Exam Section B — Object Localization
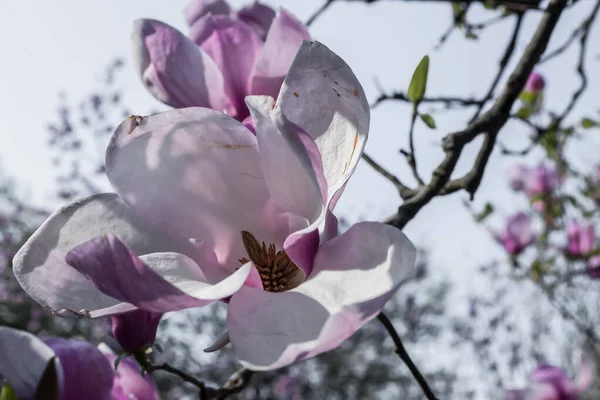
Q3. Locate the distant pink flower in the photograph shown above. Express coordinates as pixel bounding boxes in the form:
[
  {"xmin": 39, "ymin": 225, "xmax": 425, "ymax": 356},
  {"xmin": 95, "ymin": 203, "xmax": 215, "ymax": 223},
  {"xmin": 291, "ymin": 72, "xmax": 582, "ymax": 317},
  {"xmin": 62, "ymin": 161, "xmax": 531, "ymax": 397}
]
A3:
[
  {"xmin": 133, "ymin": 0, "xmax": 309, "ymax": 121},
  {"xmin": 505, "ymin": 359, "xmax": 593, "ymax": 400},
  {"xmin": 525, "ymin": 165, "xmax": 560, "ymax": 198},
  {"xmin": 273, "ymin": 375, "xmax": 303, "ymax": 399},
  {"xmin": 587, "ymin": 255, "xmax": 600, "ymax": 279},
  {"xmin": 565, "ymin": 222, "xmax": 595, "ymax": 258},
  {"xmin": 493, "ymin": 212, "xmax": 535, "ymax": 256},
  {"xmin": 14, "ymin": 42, "xmax": 416, "ymax": 371},
  {"xmin": 508, "ymin": 164, "xmax": 530, "ymax": 191},
  {"xmin": 525, "ymin": 72, "xmax": 545, "ymax": 92}
]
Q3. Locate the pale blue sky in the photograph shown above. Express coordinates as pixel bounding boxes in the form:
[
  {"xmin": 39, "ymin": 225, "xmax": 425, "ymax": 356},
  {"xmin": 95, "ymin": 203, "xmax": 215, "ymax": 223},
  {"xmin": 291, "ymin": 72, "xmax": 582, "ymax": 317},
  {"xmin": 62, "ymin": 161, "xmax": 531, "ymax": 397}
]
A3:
[{"xmin": 1, "ymin": 0, "xmax": 600, "ymax": 394}]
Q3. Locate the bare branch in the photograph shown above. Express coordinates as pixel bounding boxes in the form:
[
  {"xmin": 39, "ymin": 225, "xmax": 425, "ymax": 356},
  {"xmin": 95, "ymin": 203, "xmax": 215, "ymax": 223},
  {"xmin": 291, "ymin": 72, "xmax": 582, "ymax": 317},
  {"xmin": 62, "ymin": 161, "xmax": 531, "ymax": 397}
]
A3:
[
  {"xmin": 372, "ymin": 91, "xmax": 482, "ymax": 108},
  {"xmin": 378, "ymin": 313, "xmax": 438, "ymax": 400},
  {"xmin": 386, "ymin": 0, "xmax": 568, "ymax": 230},
  {"xmin": 306, "ymin": 0, "xmax": 336, "ymax": 26},
  {"xmin": 362, "ymin": 153, "xmax": 414, "ymax": 198},
  {"xmin": 469, "ymin": 13, "xmax": 524, "ymax": 122}
]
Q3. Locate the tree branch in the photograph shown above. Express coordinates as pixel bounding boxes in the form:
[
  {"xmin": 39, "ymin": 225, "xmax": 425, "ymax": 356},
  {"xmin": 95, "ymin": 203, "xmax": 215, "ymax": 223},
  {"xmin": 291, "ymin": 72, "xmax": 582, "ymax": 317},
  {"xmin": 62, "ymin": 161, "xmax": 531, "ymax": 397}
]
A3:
[
  {"xmin": 363, "ymin": 153, "xmax": 414, "ymax": 198},
  {"xmin": 372, "ymin": 91, "xmax": 482, "ymax": 108},
  {"xmin": 386, "ymin": 0, "xmax": 568, "ymax": 230},
  {"xmin": 378, "ymin": 313, "xmax": 438, "ymax": 400},
  {"xmin": 306, "ymin": 0, "xmax": 336, "ymax": 26},
  {"xmin": 469, "ymin": 13, "xmax": 524, "ymax": 123}
]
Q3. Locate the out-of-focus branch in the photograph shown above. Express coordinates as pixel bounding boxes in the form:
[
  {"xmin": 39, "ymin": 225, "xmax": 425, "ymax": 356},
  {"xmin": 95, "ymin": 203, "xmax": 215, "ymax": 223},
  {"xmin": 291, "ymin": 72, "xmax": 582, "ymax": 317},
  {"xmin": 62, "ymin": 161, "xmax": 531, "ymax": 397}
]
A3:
[
  {"xmin": 386, "ymin": 0, "xmax": 568, "ymax": 229},
  {"xmin": 306, "ymin": 0, "xmax": 336, "ymax": 26},
  {"xmin": 377, "ymin": 313, "xmax": 438, "ymax": 400},
  {"xmin": 539, "ymin": 1, "xmax": 597, "ymax": 64},
  {"xmin": 556, "ymin": 0, "xmax": 599, "ymax": 123}
]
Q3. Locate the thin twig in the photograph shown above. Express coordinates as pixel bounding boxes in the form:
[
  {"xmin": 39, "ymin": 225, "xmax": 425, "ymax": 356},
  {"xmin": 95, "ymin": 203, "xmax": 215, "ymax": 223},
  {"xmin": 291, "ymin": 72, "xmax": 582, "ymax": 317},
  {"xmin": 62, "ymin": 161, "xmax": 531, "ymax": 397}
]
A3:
[
  {"xmin": 406, "ymin": 109, "xmax": 424, "ymax": 185},
  {"xmin": 377, "ymin": 313, "xmax": 438, "ymax": 400},
  {"xmin": 556, "ymin": 0, "xmax": 599, "ymax": 123},
  {"xmin": 469, "ymin": 13, "xmax": 524, "ymax": 122},
  {"xmin": 148, "ymin": 363, "xmax": 207, "ymax": 392},
  {"xmin": 539, "ymin": 0, "xmax": 593, "ymax": 64},
  {"xmin": 362, "ymin": 153, "xmax": 413, "ymax": 198},
  {"xmin": 204, "ymin": 368, "xmax": 254, "ymax": 400},
  {"xmin": 306, "ymin": 0, "xmax": 336, "ymax": 26},
  {"xmin": 371, "ymin": 92, "xmax": 482, "ymax": 108}
]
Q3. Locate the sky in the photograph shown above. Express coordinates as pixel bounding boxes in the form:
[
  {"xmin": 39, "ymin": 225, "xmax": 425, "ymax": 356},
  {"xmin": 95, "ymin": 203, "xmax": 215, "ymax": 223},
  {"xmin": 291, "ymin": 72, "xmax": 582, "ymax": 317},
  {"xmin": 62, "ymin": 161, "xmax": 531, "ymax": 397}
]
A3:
[{"xmin": 1, "ymin": 0, "xmax": 600, "ymax": 394}]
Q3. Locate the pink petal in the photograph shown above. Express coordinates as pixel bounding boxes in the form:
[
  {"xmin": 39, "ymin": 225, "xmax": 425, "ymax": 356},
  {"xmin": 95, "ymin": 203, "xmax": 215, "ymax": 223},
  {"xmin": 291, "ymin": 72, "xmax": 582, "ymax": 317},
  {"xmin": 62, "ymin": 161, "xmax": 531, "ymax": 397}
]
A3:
[
  {"xmin": 246, "ymin": 96, "xmax": 327, "ymax": 276},
  {"xmin": 185, "ymin": 0, "xmax": 232, "ymax": 26},
  {"xmin": 237, "ymin": 2, "xmax": 276, "ymax": 39},
  {"xmin": 104, "ymin": 355, "xmax": 160, "ymax": 400},
  {"xmin": 12, "ymin": 193, "xmax": 203, "ymax": 318},
  {"xmin": 66, "ymin": 235, "xmax": 251, "ymax": 314},
  {"xmin": 190, "ymin": 15, "xmax": 263, "ymax": 120},
  {"xmin": 249, "ymin": 8, "xmax": 310, "ymax": 99},
  {"xmin": 575, "ymin": 356, "xmax": 594, "ymax": 393},
  {"xmin": 44, "ymin": 338, "xmax": 114, "ymax": 400},
  {"xmin": 106, "ymin": 109, "xmax": 289, "ymax": 272},
  {"xmin": 276, "ymin": 41, "xmax": 370, "ymax": 203},
  {"xmin": 132, "ymin": 19, "xmax": 227, "ymax": 111},
  {"xmin": 0, "ymin": 327, "xmax": 61, "ymax": 400},
  {"xmin": 227, "ymin": 222, "xmax": 415, "ymax": 370}
]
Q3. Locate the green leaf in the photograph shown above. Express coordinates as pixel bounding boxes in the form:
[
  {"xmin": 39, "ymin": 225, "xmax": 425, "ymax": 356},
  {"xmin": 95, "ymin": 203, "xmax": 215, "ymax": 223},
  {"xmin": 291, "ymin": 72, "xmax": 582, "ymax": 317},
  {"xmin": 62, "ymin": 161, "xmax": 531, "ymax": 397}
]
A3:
[
  {"xmin": 581, "ymin": 117, "xmax": 597, "ymax": 128},
  {"xmin": 419, "ymin": 113, "xmax": 436, "ymax": 129},
  {"xmin": 407, "ymin": 55, "xmax": 430, "ymax": 106},
  {"xmin": 1, "ymin": 383, "xmax": 18, "ymax": 400},
  {"xmin": 465, "ymin": 31, "xmax": 478, "ymax": 40},
  {"xmin": 519, "ymin": 90, "xmax": 537, "ymax": 104},
  {"xmin": 516, "ymin": 106, "xmax": 533, "ymax": 119},
  {"xmin": 474, "ymin": 203, "xmax": 494, "ymax": 223}
]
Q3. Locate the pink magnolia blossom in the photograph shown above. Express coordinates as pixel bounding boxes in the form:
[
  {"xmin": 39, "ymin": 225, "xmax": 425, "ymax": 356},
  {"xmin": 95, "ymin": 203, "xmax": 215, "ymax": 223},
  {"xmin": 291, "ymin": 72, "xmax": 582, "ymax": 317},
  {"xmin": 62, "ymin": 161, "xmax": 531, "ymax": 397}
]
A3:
[
  {"xmin": 525, "ymin": 72, "xmax": 545, "ymax": 92},
  {"xmin": 111, "ymin": 309, "xmax": 163, "ymax": 353},
  {"xmin": 508, "ymin": 164, "xmax": 530, "ymax": 191},
  {"xmin": 525, "ymin": 165, "xmax": 560, "ymax": 198},
  {"xmin": 492, "ymin": 212, "xmax": 535, "ymax": 256},
  {"xmin": 0, "ymin": 327, "xmax": 159, "ymax": 400},
  {"xmin": 505, "ymin": 359, "xmax": 593, "ymax": 400},
  {"xmin": 185, "ymin": 0, "xmax": 276, "ymax": 40},
  {"xmin": 133, "ymin": 1, "xmax": 309, "ymax": 121},
  {"xmin": 565, "ymin": 221, "xmax": 595, "ymax": 258},
  {"xmin": 587, "ymin": 255, "xmax": 600, "ymax": 279},
  {"xmin": 13, "ymin": 41, "xmax": 415, "ymax": 371}
]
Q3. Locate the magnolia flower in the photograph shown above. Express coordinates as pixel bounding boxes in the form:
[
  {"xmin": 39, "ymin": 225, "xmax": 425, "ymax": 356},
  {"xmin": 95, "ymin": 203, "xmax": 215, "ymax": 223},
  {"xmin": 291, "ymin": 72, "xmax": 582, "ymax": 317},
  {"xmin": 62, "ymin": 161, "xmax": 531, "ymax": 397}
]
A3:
[
  {"xmin": 525, "ymin": 72, "xmax": 545, "ymax": 93},
  {"xmin": 492, "ymin": 212, "xmax": 535, "ymax": 256},
  {"xmin": 505, "ymin": 360, "xmax": 593, "ymax": 400},
  {"xmin": 508, "ymin": 164, "xmax": 530, "ymax": 191},
  {"xmin": 0, "ymin": 327, "xmax": 159, "ymax": 400},
  {"xmin": 185, "ymin": 0, "xmax": 276, "ymax": 39},
  {"xmin": 14, "ymin": 41, "xmax": 415, "ymax": 371},
  {"xmin": 587, "ymin": 255, "xmax": 600, "ymax": 279},
  {"xmin": 565, "ymin": 221, "xmax": 595, "ymax": 258},
  {"xmin": 111, "ymin": 309, "xmax": 163, "ymax": 353},
  {"xmin": 133, "ymin": 1, "xmax": 309, "ymax": 121},
  {"xmin": 525, "ymin": 165, "xmax": 560, "ymax": 198}
]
